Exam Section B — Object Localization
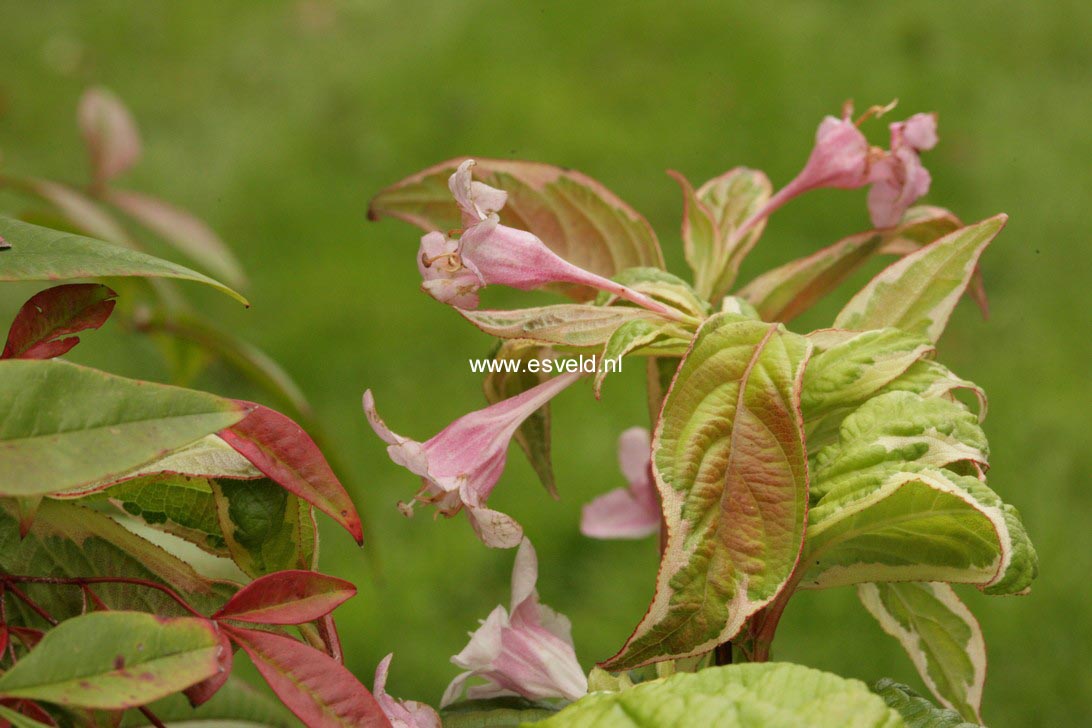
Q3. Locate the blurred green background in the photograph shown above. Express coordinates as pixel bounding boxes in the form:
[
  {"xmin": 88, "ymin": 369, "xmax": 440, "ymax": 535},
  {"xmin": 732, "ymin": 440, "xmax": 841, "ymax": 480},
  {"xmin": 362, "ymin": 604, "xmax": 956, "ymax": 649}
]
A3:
[{"xmin": 1, "ymin": 1, "xmax": 1088, "ymax": 725}]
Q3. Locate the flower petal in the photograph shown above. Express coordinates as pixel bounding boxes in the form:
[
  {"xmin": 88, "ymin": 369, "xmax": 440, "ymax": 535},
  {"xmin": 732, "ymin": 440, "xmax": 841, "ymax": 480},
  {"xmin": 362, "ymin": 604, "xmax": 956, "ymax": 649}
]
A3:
[
  {"xmin": 617, "ymin": 426, "xmax": 652, "ymax": 487},
  {"xmin": 580, "ymin": 486, "xmax": 661, "ymax": 539},
  {"xmin": 467, "ymin": 505, "xmax": 524, "ymax": 549}
]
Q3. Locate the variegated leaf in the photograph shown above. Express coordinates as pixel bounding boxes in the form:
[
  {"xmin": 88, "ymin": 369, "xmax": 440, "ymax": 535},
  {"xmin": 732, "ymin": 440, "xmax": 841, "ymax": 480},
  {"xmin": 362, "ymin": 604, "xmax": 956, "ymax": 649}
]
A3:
[
  {"xmin": 835, "ymin": 215, "xmax": 1006, "ymax": 342},
  {"xmin": 460, "ymin": 304, "xmax": 672, "ymax": 348},
  {"xmin": 859, "ymin": 582, "xmax": 985, "ymax": 722},
  {"xmin": 601, "ymin": 315, "xmax": 811, "ymax": 669},
  {"xmin": 739, "ymin": 207, "xmax": 963, "ymax": 323}
]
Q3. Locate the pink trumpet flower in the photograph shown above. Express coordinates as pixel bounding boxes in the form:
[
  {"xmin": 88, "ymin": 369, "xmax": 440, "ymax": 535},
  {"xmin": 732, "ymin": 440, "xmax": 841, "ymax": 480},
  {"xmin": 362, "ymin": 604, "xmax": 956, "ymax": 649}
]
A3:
[
  {"xmin": 733, "ymin": 105, "xmax": 938, "ymax": 241},
  {"xmin": 867, "ymin": 112, "xmax": 938, "ymax": 228},
  {"xmin": 417, "ymin": 160, "xmax": 683, "ymax": 319},
  {"xmin": 364, "ymin": 371, "xmax": 580, "ymax": 548},
  {"xmin": 580, "ymin": 427, "xmax": 661, "ymax": 540},
  {"xmin": 442, "ymin": 539, "xmax": 588, "ymax": 706},
  {"xmin": 373, "ymin": 654, "xmax": 441, "ymax": 728}
]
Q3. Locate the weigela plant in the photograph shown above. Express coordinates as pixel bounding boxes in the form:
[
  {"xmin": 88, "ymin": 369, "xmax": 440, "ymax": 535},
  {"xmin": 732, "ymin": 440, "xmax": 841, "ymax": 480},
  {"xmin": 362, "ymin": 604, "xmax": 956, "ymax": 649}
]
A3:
[
  {"xmin": 0, "ymin": 93, "xmax": 1038, "ymax": 727},
  {"xmin": 364, "ymin": 101, "xmax": 1037, "ymax": 725}
]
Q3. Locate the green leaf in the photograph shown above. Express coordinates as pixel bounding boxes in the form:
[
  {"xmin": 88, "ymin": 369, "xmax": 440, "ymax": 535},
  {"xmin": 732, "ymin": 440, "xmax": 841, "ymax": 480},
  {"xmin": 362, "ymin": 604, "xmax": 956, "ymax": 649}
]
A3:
[
  {"xmin": 440, "ymin": 697, "xmax": 559, "ymax": 727},
  {"xmin": 870, "ymin": 679, "xmax": 978, "ymax": 728},
  {"xmin": 88, "ymin": 474, "xmax": 229, "ymax": 556},
  {"xmin": 212, "ymin": 479, "xmax": 316, "ymax": 578},
  {"xmin": 859, "ymin": 583, "xmax": 985, "ymax": 722},
  {"xmin": 602, "ymin": 315, "xmax": 811, "ymax": 670},
  {"xmin": 482, "ymin": 342, "xmax": 558, "ymax": 498},
  {"xmin": 532, "ymin": 663, "xmax": 904, "ymax": 727},
  {"xmin": 834, "ymin": 216, "xmax": 1005, "ymax": 342},
  {"xmin": 0, "ymin": 359, "xmax": 246, "ymax": 497},
  {"xmin": 0, "ymin": 498, "xmax": 233, "ymax": 623},
  {"xmin": 0, "ymin": 611, "xmax": 220, "ymax": 710},
  {"xmin": 368, "ymin": 158, "xmax": 664, "ymax": 300},
  {"xmin": 738, "ymin": 207, "xmax": 963, "ymax": 323},
  {"xmin": 107, "ymin": 189, "xmax": 248, "ymax": 290},
  {"xmin": 461, "ymin": 304, "xmax": 675, "ymax": 348},
  {"xmin": 134, "ymin": 313, "xmax": 314, "ymax": 423},
  {"xmin": 118, "ymin": 675, "xmax": 297, "ymax": 727},
  {"xmin": 0, "ymin": 215, "xmax": 249, "ymax": 305}
]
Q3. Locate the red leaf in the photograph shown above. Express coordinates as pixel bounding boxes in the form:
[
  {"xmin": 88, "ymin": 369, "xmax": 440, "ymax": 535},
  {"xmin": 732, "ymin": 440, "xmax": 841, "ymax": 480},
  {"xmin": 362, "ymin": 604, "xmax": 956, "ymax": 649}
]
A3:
[
  {"xmin": 213, "ymin": 570, "xmax": 356, "ymax": 625},
  {"xmin": 2, "ymin": 284, "xmax": 117, "ymax": 360},
  {"xmin": 224, "ymin": 626, "xmax": 390, "ymax": 728},
  {"xmin": 184, "ymin": 627, "xmax": 234, "ymax": 707},
  {"xmin": 219, "ymin": 402, "xmax": 363, "ymax": 544}
]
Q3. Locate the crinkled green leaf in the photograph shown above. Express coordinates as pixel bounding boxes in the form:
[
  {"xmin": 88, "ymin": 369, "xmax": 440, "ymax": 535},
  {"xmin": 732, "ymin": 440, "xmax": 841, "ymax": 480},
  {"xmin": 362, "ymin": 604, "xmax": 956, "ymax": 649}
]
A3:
[
  {"xmin": 368, "ymin": 158, "xmax": 664, "ymax": 300},
  {"xmin": 0, "ymin": 611, "xmax": 220, "ymax": 710},
  {"xmin": 0, "ymin": 499, "xmax": 233, "ymax": 624},
  {"xmin": 602, "ymin": 315, "xmax": 811, "ymax": 669},
  {"xmin": 533, "ymin": 663, "xmax": 904, "ymax": 727},
  {"xmin": 739, "ymin": 207, "xmax": 963, "ymax": 323},
  {"xmin": 212, "ymin": 479, "xmax": 316, "ymax": 578},
  {"xmin": 0, "ymin": 359, "xmax": 246, "ymax": 497},
  {"xmin": 0, "ymin": 215, "xmax": 248, "ymax": 305},
  {"xmin": 802, "ymin": 329, "xmax": 936, "ymax": 420},
  {"xmin": 810, "ymin": 392, "xmax": 989, "ymax": 499},
  {"xmin": 834, "ymin": 216, "xmax": 1005, "ymax": 342},
  {"xmin": 461, "ymin": 304, "xmax": 671, "ymax": 348},
  {"xmin": 859, "ymin": 583, "xmax": 985, "ymax": 722},
  {"xmin": 802, "ymin": 462, "xmax": 1035, "ymax": 593},
  {"xmin": 482, "ymin": 342, "xmax": 558, "ymax": 498},
  {"xmin": 870, "ymin": 679, "xmax": 978, "ymax": 728},
  {"xmin": 594, "ymin": 318, "xmax": 679, "ymax": 397}
]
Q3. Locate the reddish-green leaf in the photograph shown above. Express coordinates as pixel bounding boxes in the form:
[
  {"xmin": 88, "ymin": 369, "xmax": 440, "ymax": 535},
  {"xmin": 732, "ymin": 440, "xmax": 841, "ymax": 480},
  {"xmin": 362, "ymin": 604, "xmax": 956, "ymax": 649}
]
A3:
[
  {"xmin": 218, "ymin": 403, "xmax": 363, "ymax": 544},
  {"xmin": 2, "ymin": 284, "xmax": 117, "ymax": 360},
  {"xmin": 213, "ymin": 570, "xmax": 356, "ymax": 625},
  {"xmin": 225, "ymin": 626, "xmax": 390, "ymax": 728},
  {"xmin": 602, "ymin": 315, "xmax": 812, "ymax": 670},
  {"xmin": 369, "ymin": 157, "xmax": 664, "ymax": 300}
]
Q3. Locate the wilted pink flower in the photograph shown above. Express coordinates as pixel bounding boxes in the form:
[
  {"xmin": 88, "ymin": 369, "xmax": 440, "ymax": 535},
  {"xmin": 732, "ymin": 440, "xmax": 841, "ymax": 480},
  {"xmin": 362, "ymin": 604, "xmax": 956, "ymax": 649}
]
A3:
[
  {"xmin": 364, "ymin": 371, "xmax": 580, "ymax": 548},
  {"xmin": 417, "ymin": 161, "xmax": 682, "ymax": 319},
  {"xmin": 373, "ymin": 654, "xmax": 442, "ymax": 728},
  {"xmin": 442, "ymin": 539, "xmax": 587, "ymax": 706},
  {"xmin": 580, "ymin": 427, "xmax": 660, "ymax": 539},
  {"xmin": 867, "ymin": 112, "xmax": 938, "ymax": 228}
]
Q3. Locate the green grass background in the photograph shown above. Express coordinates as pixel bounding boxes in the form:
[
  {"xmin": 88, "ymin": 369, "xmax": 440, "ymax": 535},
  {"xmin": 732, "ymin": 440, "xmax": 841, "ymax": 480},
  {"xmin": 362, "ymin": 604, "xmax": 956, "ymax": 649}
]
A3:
[{"xmin": 1, "ymin": 1, "xmax": 1088, "ymax": 724}]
